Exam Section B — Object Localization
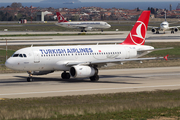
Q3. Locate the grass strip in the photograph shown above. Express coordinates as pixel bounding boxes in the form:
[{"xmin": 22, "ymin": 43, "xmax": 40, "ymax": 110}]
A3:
[{"xmin": 1, "ymin": 90, "xmax": 180, "ymax": 120}]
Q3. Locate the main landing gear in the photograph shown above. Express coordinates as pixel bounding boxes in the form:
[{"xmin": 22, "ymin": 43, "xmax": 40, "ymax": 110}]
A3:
[
  {"xmin": 61, "ymin": 71, "xmax": 70, "ymax": 79},
  {"xmin": 171, "ymin": 30, "xmax": 174, "ymax": 34},
  {"xmin": 81, "ymin": 30, "xmax": 87, "ymax": 32},
  {"xmin": 90, "ymin": 67, "xmax": 99, "ymax": 82},
  {"xmin": 156, "ymin": 31, "xmax": 159, "ymax": 34}
]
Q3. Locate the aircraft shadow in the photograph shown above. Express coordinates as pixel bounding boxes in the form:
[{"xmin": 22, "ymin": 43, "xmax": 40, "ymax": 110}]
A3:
[
  {"xmin": 153, "ymin": 32, "xmax": 166, "ymax": 34},
  {"xmin": 8, "ymin": 75, "xmax": 145, "ymax": 84}
]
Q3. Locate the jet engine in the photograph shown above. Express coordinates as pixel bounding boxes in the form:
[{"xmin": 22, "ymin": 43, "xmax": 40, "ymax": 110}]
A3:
[
  {"xmin": 85, "ymin": 27, "xmax": 92, "ymax": 31},
  {"xmin": 151, "ymin": 28, "xmax": 156, "ymax": 33},
  {"xmin": 30, "ymin": 71, "xmax": 54, "ymax": 75},
  {"xmin": 175, "ymin": 28, "xmax": 179, "ymax": 32},
  {"xmin": 70, "ymin": 65, "xmax": 96, "ymax": 78}
]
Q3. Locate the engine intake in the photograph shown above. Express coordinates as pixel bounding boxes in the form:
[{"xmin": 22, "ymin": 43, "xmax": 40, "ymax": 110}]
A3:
[
  {"xmin": 70, "ymin": 65, "xmax": 95, "ymax": 78},
  {"xmin": 175, "ymin": 28, "xmax": 179, "ymax": 32},
  {"xmin": 151, "ymin": 28, "xmax": 156, "ymax": 33}
]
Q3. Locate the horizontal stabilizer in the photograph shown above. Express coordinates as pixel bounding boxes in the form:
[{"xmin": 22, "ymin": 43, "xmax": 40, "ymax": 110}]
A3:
[{"xmin": 138, "ymin": 47, "xmax": 173, "ymax": 52}]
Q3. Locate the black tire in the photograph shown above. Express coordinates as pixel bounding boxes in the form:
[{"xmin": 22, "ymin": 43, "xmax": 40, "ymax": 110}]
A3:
[
  {"xmin": 61, "ymin": 72, "xmax": 70, "ymax": 79},
  {"xmin": 90, "ymin": 75, "xmax": 99, "ymax": 82},
  {"xmin": 81, "ymin": 30, "xmax": 84, "ymax": 32},
  {"xmin": 61, "ymin": 73, "xmax": 66, "ymax": 79},
  {"xmin": 27, "ymin": 77, "xmax": 33, "ymax": 82},
  {"xmin": 66, "ymin": 73, "xmax": 70, "ymax": 79}
]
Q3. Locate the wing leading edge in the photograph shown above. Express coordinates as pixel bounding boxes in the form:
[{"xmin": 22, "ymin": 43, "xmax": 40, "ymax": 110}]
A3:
[{"xmin": 65, "ymin": 55, "xmax": 168, "ymax": 67}]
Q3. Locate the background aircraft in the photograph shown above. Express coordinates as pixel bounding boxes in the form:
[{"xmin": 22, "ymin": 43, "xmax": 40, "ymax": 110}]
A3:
[
  {"xmin": 149, "ymin": 11, "xmax": 180, "ymax": 34},
  {"xmin": 5, "ymin": 11, "xmax": 171, "ymax": 82},
  {"xmin": 55, "ymin": 12, "xmax": 111, "ymax": 32}
]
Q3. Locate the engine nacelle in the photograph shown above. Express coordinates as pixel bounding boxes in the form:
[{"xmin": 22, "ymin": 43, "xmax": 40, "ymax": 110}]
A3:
[
  {"xmin": 175, "ymin": 28, "xmax": 179, "ymax": 32},
  {"xmin": 31, "ymin": 71, "xmax": 54, "ymax": 75},
  {"xmin": 151, "ymin": 28, "xmax": 156, "ymax": 33},
  {"xmin": 70, "ymin": 65, "xmax": 95, "ymax": 78},
  {"xmin": 85, "ymin": 27, "xmax": 92, "ymax": 31}
]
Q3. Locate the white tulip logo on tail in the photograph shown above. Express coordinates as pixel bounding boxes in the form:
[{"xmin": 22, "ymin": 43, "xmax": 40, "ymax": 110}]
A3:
[
  {"xmin": 130, "ymin": 21, "xmax": 146, "ymax": 45},
  {"xmin": 58, "ymin": 15, "xmax": 63, "ymax": 22}
]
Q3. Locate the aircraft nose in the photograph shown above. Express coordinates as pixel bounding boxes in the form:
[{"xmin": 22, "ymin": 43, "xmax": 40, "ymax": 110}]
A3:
[
  {"xmin": 5, "ymin": 59, "xmax": 11, "ymax": 68},
  {"xmin": 5, "ymin": 58, "xmax": 14, "ymax": 69},
  {"xmin": 108, "ymin": 24, "xmax": 111, "ymax": 28}
]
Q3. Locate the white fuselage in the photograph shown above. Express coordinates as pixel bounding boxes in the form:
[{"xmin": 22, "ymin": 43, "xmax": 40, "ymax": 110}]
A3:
[
  {"xmin": 160, "ymin": 21, "xmax": 169, "ymax": 31},
  {"xmin": 55, "ymin": 21, "xmax": 111, "ymax": 30},
  {"xmin": 5, "ymin": 44, "xmax": 154, "ymax": 72}
]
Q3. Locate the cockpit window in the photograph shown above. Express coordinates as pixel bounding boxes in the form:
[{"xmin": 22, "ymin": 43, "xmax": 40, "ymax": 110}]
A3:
[
  {"xmin": 23, "ymin": 54, "xmax": 27, "ymax": 57},
  {"xmin": 19, "ymin": 54, "xmax": 23, "ymax": 57},
  {"xmin": 13, "ymin": 54, "xmax": 19, "ymax": 57},
  {"xmin": 12, "ymin": 54, "xmax": 27, "ymax": 58}
]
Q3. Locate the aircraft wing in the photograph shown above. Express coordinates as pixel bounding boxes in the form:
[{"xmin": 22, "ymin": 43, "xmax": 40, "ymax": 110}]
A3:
[
  {"xmin": 73, "ymin": 25, "xmax": 88, "ymax": 28},
  {"xmin": 169, "ymin": 26, "xmax": 180, "ymax": 29},
  {"xmin": 65, "ymin": 56, "xmax": 168, "ymax": 67},
  {"xmin": 148, "ymin": 26, "xmax": 159, "ymax": 29}
]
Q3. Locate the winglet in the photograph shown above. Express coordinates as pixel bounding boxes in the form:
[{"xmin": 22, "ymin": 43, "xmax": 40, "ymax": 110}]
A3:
[{"xmin": 164, "ymin": 54, "xmax": 169, "ymax": 61}]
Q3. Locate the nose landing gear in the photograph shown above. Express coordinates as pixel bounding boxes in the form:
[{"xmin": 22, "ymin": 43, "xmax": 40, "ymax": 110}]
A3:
[{"xmin": 27, "ymin": 72, "xmax": 33, "ymax": 82}]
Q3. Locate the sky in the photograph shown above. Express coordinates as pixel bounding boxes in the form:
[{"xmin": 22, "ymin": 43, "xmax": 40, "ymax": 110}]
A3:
[{"xmin": 0, "ymin": 0, "xmax": 180, "ymax": 2}]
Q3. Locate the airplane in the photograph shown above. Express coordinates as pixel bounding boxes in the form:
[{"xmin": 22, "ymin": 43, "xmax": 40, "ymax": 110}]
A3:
[
  {"xmin": 55, "ymin": 12, "xmax": 111, "ymax": 32},
  {"xmin": 149, "ymin": 11, "xmax": 180, "ymax": 34},
  {"xmin": 5, "ymin": 11, "xmax": 171, "ymax": 82}
]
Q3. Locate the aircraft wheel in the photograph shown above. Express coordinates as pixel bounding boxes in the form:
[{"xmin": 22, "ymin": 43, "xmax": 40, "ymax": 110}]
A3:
[
  {"xmin": 101, "ymin": 30, "xmax": 103, "ymax": 32},
  {"xmin": 90, "ymin": 75, "xmax": 99, "ymax": 82},
  {"xmin": 81, "ymin": 30, "xmax": 84, "ymax": 32},
  {"xmin": 61, "ymin": 72, "xmax": 66, "ymax": 79},
  {"xmin": 66, "ymin": 73, "xmax": 70, "ymax": 79},
  {"xmin": 85, "ymin": 30, "xmax": 87, "ymax": 32},
  {"xmin": 27, "ymin": 77, "xmax": 33, "ymax": 82},
  {"xmin": 61, "ymin": 72, "xmax": 70, "ymax": 79}
]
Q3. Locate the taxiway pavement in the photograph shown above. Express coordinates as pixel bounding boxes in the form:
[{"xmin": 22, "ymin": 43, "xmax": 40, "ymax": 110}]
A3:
[
  {"xmin": 0, "ymin": 67, "xmax": 180, "ymax": 98},
  {"xmin": 0, "ymin": 31, "xmax": 180, "ymax": 46}
]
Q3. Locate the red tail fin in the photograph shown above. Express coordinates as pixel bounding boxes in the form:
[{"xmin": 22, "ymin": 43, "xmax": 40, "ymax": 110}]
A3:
[
  {"xmin": 56, "ymin": 12, "xmax": 68, "ymax": 23},
  {"xmin": 164, "ymin": 54, "xmax": 169, "ymax": 61},
  {"xmin": 121, "ymin": 11, "xmax": 150, "ymax": 45}
]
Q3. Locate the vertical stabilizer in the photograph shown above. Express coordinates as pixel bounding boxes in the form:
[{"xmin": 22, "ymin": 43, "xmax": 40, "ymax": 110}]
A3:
[
  {"xmin": 56, "ymin": 12, "xmax": 68, "ymax": 23},
  {"xmin": 121, "ymin": 11, "xmax": 150, "ymax": 45}
]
